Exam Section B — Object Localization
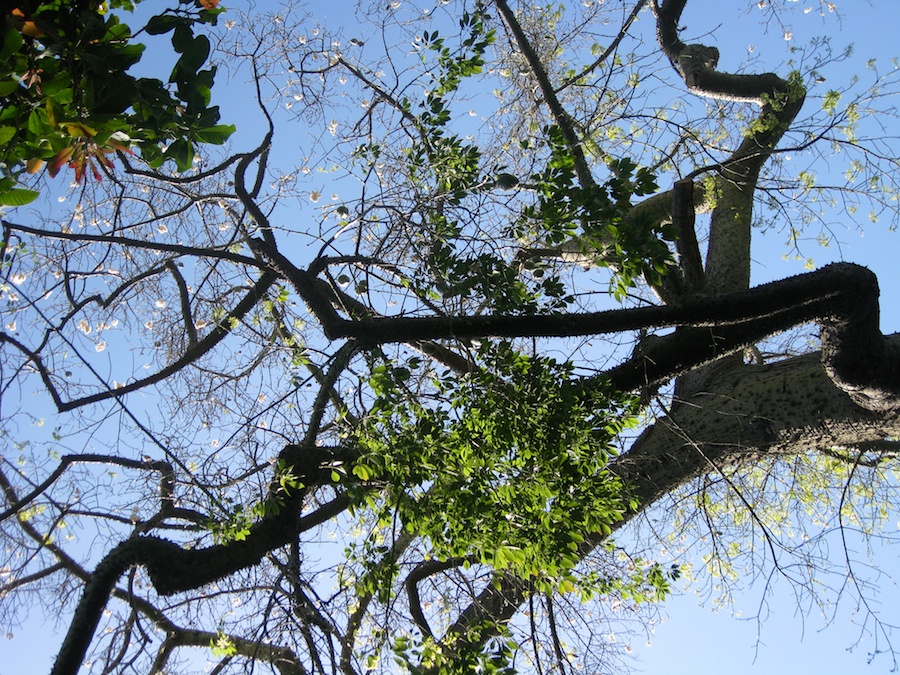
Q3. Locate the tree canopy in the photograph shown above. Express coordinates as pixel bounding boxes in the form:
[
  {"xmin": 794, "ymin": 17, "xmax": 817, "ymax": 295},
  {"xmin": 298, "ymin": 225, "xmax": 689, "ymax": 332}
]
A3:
[{"xmin": 2, "ymin": 1, "xmax": 900, "ymax": 674}]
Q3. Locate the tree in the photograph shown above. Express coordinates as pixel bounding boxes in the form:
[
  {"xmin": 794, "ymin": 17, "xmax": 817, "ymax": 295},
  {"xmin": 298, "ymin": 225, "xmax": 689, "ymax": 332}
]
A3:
[{"xmin": 2, "ymin": 1, "xmax": 900, "ymax": 673}]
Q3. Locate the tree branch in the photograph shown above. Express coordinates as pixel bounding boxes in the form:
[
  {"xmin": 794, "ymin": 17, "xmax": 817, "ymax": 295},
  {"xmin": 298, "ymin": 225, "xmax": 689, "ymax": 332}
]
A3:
[{"xmin": 493, "ymin": 0, "xmax": 595, "ymax": 188}]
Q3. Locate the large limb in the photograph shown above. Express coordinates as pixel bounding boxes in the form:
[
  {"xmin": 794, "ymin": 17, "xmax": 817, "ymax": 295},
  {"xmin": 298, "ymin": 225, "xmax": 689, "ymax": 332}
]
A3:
[
  {"xmin": 437, "ymin": 338, "xmax": 900, "ymax": 658},
  {"xmin": 46, "ymin": 258, "xmax": 900, "ymax": 673},
  {"xmin": 652, "ymin": 0, "xmax": 807, "ymax": 402},
  {"xmin": 251, "ymin": 234, "xmax": 900, "ymax": 408},
  {"xmin": 49, "ymin": 344, "xmax": 359, "ymax": 675},
  {"xmin": 653, "ymin": 0, "xmax": 806, "ymax": 293}
]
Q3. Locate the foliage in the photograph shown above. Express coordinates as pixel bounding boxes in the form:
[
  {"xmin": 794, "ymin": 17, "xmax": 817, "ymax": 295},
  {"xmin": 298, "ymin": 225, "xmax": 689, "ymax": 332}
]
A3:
[
  {"xmin": 354, "ymin": 342, "xmax": 642, "ymax": 590},
  {"xmin": 516, "ymin": 131, "xmax": 666, "ymax": 299},
  {"xmin": 0, "ymin": 0, "xmax": 234, "ymax": 203}
]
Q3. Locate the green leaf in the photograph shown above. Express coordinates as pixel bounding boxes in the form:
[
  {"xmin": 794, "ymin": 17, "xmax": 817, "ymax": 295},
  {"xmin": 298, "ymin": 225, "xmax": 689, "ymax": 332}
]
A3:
[
  {"xmin": 27, "ymin": 111, "xmax": 44, "ymax": 136},
  {"xmin": 0, "ymin": 126, "xmax": 15, "ymax": 145},
  {"xmin": 171, "ymin": 23, "xmax": 194, "ymax": 53},
  {"xmin": 0, "ymin": 79, "xmax": 17, "ymax": 97},
  {"xmin": 192, "ymin": 124, "xmax": 236, "ymax": 145},
  {"xmin": 165, "ymin": 139, "xmax": 194, "ymax": 171},
  {"xmin": 145, "ymin": 14, "xmax": 182, "ymax": 35},
  {"xmin": 177, "ymin": 34, "xmax": 211, "ymax": 74},
  {"xmin": 0, "ymin": 28, "xmax": 23, "ymax": 61},
  {"xmin": 0, "ymin": 189, "xmax": 40, "ymax": 206},
  {"xmin": 823, "ymin": 89, "xmax": 841, "ymax": 116}
]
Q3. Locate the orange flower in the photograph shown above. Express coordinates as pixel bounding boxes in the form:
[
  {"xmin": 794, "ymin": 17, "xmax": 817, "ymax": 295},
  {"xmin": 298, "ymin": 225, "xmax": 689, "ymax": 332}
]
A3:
[{"xmin": 46, "ymin": 136, "xmax": 134, "ymax": 182}]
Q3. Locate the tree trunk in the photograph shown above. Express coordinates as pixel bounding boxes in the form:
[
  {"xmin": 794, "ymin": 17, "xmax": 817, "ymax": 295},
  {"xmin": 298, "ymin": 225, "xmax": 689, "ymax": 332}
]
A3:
[{"xmin": 622, "ymin": 344, "xmax": 900, "ymax": 507}]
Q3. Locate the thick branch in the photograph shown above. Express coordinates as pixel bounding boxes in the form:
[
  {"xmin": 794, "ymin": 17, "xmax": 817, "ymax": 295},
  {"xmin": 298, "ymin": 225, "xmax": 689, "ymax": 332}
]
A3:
[
  {"xmin": 155, "ymin": 627, "xmax": 307, "ymax": 675},
  {"xmin": 653, "ymin": 0, "xmax": 806, "ymax": 294},
  {"xmin": 672, "ymin": 178, "xmax": 705, "ymax": 292},
  {"xmin": 405, "ymin": 557, "xmax": 474, "ymax": 638},
  {"xmin": 50, "ymin": 443, "xmax": 352, "ymax": 675},
  {"xmin": 248, "ymin": 241, "xmax": 897, "ymax": 409},
  {"xmin": 439, "ymin": 336, "xmax": 900, "ymax": 657}
]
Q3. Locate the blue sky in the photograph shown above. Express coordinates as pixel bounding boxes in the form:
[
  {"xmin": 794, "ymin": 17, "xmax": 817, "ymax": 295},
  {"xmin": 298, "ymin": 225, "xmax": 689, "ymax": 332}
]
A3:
[{"xmin": 3, "ymin": 1, "xmax": 900, "ymax": 673}]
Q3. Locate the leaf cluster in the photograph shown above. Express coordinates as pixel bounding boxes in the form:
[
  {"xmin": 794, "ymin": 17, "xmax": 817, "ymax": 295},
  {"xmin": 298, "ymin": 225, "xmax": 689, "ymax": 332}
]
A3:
[
  {"xmin": 0, "ymin": 0, "xmax": 234, "ymax": 203},
  {"xmin": 517, "ymin": 128, "xmax": 669, "ymax": 298},
  {"xmin": 353, "ymin": 342, "xmax": 642, "ymax": 591}
]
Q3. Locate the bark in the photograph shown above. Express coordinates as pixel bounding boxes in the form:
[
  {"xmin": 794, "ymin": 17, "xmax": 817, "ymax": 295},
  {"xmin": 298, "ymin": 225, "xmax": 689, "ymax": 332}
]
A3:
[
  {"xmin": 440, "ymin": 337, "xmax": 900, "ymax": 654},
  {"xmin": 619, "ymin": 346, "xmax": 900, "ymax": 502}
]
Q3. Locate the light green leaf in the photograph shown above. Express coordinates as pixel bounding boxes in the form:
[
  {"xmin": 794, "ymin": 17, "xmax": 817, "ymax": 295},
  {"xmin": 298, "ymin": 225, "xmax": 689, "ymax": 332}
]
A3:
[{"xmin": 0, "ymin": 189, "xmax": 40, "ymax": 206}]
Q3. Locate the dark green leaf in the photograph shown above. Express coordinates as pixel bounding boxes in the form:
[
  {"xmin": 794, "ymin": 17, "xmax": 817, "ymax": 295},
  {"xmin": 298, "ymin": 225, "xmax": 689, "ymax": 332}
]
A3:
[
  {"xmin": 176, "ymin": 34, "xmax": 210, "ymax": 74},
  {"xmin": 145, "ymin": 14, "xmax": 182, "ymax": 35},
  {"xmin": 165, "ymin": 138, "xmax": 194, "ymax": 171},
  {"xmin": 0, "ymin": 27, "xmax": 24, "ymax": 61},
  {"xmin": 0, "ymin": 78, "xmax": 17, "ymax": 97},
  {"xmin": 171, "ymin": 23, "xmax": 193, "ymax": 53}
]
